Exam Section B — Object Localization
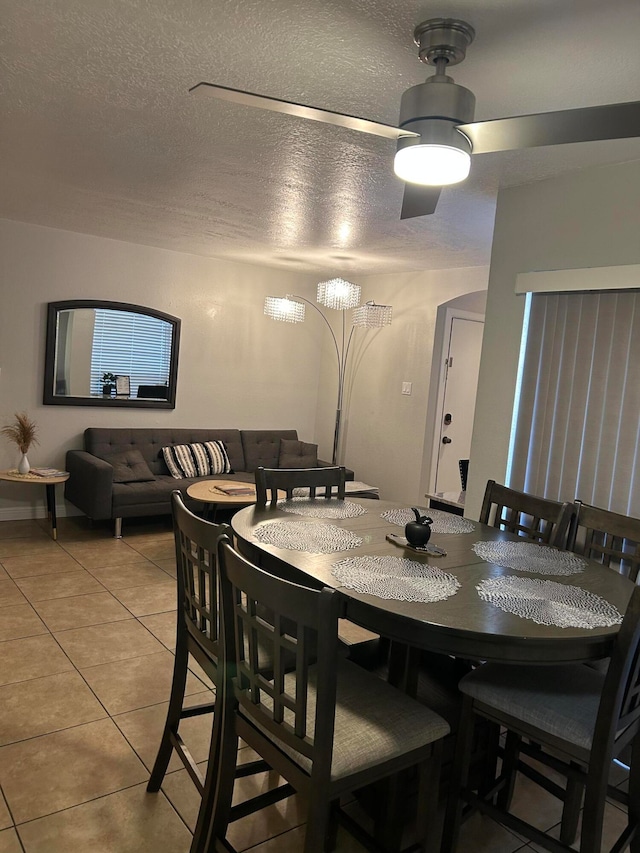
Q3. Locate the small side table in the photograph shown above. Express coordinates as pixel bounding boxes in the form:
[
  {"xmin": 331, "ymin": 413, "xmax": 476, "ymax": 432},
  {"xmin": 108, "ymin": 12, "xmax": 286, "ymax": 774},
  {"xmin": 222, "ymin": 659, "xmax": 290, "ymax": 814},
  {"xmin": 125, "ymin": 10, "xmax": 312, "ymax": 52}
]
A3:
[
  {"xmin": 425, "ymin": 489, "xmax": 466, "ymax": 517},
  {"xmin": 0, "ymin": 469, "xmax": 70, "ymax": 540}
]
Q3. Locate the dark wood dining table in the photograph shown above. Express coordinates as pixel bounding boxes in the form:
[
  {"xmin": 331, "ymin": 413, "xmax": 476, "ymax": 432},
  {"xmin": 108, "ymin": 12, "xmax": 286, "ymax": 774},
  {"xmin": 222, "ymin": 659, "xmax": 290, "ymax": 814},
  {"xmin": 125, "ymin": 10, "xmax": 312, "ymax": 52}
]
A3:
[{"xmin": 231, "ymin": 497, "xmax": 635, "ymax": 666}]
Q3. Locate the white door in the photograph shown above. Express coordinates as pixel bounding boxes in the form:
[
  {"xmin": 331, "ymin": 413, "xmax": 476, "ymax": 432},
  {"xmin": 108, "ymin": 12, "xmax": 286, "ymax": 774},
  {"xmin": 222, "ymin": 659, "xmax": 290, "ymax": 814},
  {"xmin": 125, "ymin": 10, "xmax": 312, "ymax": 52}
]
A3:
[{"xmin": 435, "ymin": 317, "xmax": 485, "ymax": 493}]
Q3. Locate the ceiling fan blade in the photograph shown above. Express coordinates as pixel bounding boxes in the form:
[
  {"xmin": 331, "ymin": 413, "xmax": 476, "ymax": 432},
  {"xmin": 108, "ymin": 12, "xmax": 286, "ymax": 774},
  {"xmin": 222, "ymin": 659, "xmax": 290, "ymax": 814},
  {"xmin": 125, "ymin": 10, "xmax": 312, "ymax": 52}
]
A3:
[
  {"xmin": 190, "ymin": 82, "xmax": 418, "ymax": 142},
  {"xmin": 458, "ymin": 100, "xmax": 640, "ymax": 155},
  {"xmin": 400, "ymin": 184, "xmax": 442, "ymax": 219}
]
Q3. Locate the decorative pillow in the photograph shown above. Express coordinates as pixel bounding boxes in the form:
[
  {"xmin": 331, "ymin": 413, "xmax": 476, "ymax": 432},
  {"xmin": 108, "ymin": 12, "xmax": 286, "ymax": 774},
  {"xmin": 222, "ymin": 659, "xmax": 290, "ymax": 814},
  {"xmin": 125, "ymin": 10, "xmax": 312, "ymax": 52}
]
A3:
[
  {"xmin": 278, "ymin": 439, "xmax": 318, "ymax": 469},
  {"xmin": 162, "ymin": 441, "xmax": 232, "ymax": 479},
  {"xmin": 105, "ymin": 450, "xmax": 155, "ymax": 484}
]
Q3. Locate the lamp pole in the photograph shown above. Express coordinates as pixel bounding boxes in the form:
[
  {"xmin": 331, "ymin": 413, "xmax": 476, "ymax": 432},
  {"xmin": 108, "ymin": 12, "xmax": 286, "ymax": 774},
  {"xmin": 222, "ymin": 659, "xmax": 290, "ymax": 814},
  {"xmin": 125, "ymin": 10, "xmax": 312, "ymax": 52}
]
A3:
[
  {"xmin": 288, "ymin": 296, "xmax": 356, "ymax": 465},
  {"xmin": 264, "ymin": 283, "xmax": 391, "ymax": 467}
]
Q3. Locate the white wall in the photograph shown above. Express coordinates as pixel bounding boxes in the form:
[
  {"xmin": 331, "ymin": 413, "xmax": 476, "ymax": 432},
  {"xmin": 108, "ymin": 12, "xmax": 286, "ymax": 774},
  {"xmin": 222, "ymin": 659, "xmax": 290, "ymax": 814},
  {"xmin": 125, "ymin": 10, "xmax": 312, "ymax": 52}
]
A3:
[
  {"xmin": 315, "ymin": 267, "xmax": 489, "ymax": 503},
  {"xmin": 0, "ymin": 217, "xmax": 490, "ymax": 520},
  {"xmin": 0, "ymin": 219, "xmax": 319, "ymax": 519},
  {"xmin": 467, "ymin": 160, "xmax": 640, "ymax": 520}
]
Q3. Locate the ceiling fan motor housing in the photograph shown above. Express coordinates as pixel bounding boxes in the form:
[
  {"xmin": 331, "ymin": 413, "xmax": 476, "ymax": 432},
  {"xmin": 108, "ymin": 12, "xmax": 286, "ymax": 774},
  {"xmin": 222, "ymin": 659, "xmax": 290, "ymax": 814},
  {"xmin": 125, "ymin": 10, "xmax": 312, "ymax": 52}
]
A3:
[
  {"xmin": 413, "ymin": 18, "xmax": 475, "ymax": 67},
  {"xmin": 396, "ymin": 77, "xmax": 476, "ymax": 160},
  {"xmin": 397, "ymin": 17, "xmax": 477, "ymax": 169}
]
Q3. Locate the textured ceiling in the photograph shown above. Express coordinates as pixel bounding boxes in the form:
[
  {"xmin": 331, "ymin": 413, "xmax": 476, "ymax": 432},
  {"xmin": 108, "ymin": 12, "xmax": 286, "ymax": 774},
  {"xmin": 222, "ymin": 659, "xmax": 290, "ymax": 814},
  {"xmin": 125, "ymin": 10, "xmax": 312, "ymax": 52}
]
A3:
[{"xmin": 1, "ymin": 0, "xmax": 640, "ymax": 274}]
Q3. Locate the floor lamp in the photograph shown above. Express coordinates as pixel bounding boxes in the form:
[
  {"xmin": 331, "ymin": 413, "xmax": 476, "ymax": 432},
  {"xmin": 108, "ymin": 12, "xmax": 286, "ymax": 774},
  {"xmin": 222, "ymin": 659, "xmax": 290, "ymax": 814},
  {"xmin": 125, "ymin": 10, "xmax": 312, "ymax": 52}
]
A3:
[{"xmin": 264, "ymin": 278, "xmax": 392, "ymax": 465}]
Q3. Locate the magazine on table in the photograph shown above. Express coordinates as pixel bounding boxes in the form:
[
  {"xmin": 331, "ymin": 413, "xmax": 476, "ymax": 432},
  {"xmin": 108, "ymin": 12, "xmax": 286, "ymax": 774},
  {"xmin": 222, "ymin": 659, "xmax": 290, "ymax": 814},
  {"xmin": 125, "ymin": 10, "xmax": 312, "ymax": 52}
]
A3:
[
  {"xmin": 213, "ymin": 484, "xmax": 255, "ymax": 496},
  {"xmin": 30, "ymin": 467, "xmax": 67, "ymax": 478}
]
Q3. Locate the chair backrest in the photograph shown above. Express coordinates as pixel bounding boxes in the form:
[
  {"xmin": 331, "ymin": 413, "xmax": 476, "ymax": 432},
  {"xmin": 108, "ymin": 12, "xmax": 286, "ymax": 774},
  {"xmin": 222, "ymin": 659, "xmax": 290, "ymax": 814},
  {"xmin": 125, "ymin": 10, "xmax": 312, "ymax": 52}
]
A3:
[
  {"xmin": 171, "ymin": 490, "xmax": 229, "ymax": 664},
  {"xmin": 254, "ymin": 466, "xmax": 346, "ymax": 507},
  {"xmin": 217, "ymin": 536, "xmax": 342, "ymax": 774},
  {"xmin": 594, "ymin": 584, "xmax": 640, "ymax": 760},
  {"xmin": 567, "ymin": 500, "xmax": 640, "ymax": 583},
  {"xmin": 479, "ymin": 480, "xmax": 571, "ymax": 546},
  {"xmin": 459, "ymin": 459, "xmax": 469, "ymax": 491}
]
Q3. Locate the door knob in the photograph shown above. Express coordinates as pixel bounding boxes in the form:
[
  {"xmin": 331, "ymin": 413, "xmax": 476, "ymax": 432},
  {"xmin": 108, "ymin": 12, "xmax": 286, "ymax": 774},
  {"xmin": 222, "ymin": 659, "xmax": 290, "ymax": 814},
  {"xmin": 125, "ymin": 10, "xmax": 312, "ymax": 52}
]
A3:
[{"xmin": 442, "ymin": 436, "xmax": 452, "ymax": 444}]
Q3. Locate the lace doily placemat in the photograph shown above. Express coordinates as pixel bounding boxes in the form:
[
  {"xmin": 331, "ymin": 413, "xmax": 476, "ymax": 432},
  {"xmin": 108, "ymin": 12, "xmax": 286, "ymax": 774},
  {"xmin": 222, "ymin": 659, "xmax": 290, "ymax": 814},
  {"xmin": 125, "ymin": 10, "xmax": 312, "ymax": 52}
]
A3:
[
  {"xmin": 472, "ymin": 541, "xmax": 586, "ymax": 575},
  {"xmin": 476, "ymin": 576, "xmax": 623, "ymax": 628},
  {"xmin": 254, "ymin": 522, "xmax": 363, "ymax": 554},
  {"xmin": 332, "ymin": 555, "xmax": 461, "ymax": 603},
  {"xmin": 277, "ymin": 498, "xmax": 367, "ymax": 519},
  {"xmin": 381, "ymin": 507, "xmax": 475, "ymax": 534}
]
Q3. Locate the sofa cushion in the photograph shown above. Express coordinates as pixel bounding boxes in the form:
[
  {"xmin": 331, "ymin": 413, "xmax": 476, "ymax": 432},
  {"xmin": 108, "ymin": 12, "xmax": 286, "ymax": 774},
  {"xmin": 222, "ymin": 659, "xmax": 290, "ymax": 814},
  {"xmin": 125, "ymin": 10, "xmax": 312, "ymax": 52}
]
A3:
[
  {"xmin": 85, "ymin": 428, "xmax": 246, "ymax": 474},
  {"xmin": 241, "ymin": 430, "xmax": 299, "ymax": 472},
  {"xmin": 105, "ymin": 450, "xmax": 155, "ymax": 484},
  {"xmin": 111, "ymin": 472, "xmax": 255, "ymax": 512},
  {"xmin": 279, "ymin": 439, "xmax": 318, "ymax": 469},
  {"xmin": 162, "ymin": 441, "xmax": 232, "ymax": 479}
]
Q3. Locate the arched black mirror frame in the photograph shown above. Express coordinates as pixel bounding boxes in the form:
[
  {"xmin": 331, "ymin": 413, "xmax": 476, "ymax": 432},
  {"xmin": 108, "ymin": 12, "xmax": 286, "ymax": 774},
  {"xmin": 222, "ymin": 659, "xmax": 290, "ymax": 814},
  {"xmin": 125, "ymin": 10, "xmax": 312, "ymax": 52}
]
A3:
[{"xmin": 43, "ymin": 300, "xmax": 181, "ymax": 409}]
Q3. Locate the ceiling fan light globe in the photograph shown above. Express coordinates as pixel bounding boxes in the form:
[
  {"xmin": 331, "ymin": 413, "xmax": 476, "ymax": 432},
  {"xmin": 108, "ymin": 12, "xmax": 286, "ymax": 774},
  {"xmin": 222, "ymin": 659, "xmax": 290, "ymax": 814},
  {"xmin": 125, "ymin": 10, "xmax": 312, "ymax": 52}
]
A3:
[{"xmin": 394, "ymin": 144, "xmax": 471, "ymax": 186}]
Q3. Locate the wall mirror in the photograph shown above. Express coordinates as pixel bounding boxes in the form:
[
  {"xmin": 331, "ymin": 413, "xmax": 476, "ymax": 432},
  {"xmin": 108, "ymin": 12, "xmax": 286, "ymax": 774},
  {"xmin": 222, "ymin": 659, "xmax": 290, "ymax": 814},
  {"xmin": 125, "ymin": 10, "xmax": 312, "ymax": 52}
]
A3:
[{"xmin": 44, "ymin": 300, "xmax": 181, "ymax": 408}]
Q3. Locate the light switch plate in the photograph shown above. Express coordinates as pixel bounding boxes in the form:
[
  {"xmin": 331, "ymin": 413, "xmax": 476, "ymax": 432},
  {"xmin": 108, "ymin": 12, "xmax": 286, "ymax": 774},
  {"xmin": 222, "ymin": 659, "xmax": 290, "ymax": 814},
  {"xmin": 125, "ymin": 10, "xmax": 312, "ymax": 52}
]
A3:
[{"xmin": 402, "ymin": 381, "xmax": 412, "ymax": 395}]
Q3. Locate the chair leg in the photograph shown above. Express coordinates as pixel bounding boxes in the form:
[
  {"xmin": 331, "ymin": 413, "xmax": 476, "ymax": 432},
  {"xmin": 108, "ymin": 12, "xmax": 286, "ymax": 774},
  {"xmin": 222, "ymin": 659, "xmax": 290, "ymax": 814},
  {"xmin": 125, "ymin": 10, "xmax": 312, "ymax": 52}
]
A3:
[
  {"xmin": 325, "ymin": 801, "xmax": 340, "ymax": 852},
  {"xmin": 374, "ymin": 773, "xmax": 405, "ymax": 853},
  {"xmin": 415, "ymin": 743, "xmax": 442, "ymax": 853},
  {"xmin": 147, "ymin": 622, "xmax": 190, "ymax": 792},
  {"xmin": 628, "ymin": 735, "xmax": 640, "ymax": 853},
  {"xmin": 478, "ymin": 721, "xmax": 501, "ymax": 802},
  {"xmin": 559, "ymin": 764, "xmax": 583, "ymax": 846},
  {"xmin": 191, "ymin": 699, "xmax": 225, "ymax": 853},
  {"xmin": 206, "ymin": 719, "xmax": 240, "ymax": 850},
  {"xmin": 304, "ymin": 793, "xmax": 333, "ymax": 853},
  {"xmin": 578, "ymin": 759, "xmax": 609, "ymax": 853},
  {"xmin": 441, "ymin": 697, "xmax": 476, "ymax": 853},
  {"xmin": 495, "ymin": 730, "xmax": 520, "ymax": 810}
]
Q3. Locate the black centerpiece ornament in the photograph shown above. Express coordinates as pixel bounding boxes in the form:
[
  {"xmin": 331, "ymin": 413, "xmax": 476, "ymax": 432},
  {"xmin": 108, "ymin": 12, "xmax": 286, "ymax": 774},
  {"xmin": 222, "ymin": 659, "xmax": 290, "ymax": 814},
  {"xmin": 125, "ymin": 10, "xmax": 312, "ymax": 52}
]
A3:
[{"xmin": 405, "ymin": 508, "xmax": 433, "ymax": 548}]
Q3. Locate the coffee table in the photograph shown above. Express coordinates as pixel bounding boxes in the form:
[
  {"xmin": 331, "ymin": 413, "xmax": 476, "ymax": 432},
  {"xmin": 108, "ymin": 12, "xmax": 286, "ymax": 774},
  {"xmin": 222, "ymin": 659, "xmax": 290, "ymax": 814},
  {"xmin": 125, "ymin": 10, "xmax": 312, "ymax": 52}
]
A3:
[
  {"xmin": 186, "ymin": 479, "xmax": 285, "ymax": 520},
  {"xmin": 0, "ymin": 468, "xmax": 70, "ymax": 540}
]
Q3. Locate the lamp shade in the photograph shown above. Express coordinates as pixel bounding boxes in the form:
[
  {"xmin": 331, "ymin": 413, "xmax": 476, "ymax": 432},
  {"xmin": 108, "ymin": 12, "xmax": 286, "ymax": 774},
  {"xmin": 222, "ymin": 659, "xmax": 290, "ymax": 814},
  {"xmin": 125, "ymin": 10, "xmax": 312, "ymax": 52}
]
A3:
[
  {"xmin": 352, "ymin": 301, "xmax": 393, "ymax": 328},
  {"xmin": 264, "ymin": 296, "xmax": 305, "ymax": 323},
  {"xmin": 317, "ymin": 278, "xmax": 361, "ymax": 311}
]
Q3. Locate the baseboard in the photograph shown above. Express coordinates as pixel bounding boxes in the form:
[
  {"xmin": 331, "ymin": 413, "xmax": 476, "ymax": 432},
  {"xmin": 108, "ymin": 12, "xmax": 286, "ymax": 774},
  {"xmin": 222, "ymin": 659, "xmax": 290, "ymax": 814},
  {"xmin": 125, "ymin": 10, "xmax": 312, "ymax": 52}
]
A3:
[{"xmin": 0, "ymin": 504, "xmax": 83, "ymax": 522}]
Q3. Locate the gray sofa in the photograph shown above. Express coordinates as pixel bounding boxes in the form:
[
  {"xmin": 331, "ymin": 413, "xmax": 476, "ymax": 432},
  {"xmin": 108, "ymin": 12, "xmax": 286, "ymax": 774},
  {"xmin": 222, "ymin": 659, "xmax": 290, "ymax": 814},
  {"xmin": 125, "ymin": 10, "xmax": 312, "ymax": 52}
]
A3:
[{"xmin": 65, "ymin": 428, "xmax": 354, "ymax": 536}]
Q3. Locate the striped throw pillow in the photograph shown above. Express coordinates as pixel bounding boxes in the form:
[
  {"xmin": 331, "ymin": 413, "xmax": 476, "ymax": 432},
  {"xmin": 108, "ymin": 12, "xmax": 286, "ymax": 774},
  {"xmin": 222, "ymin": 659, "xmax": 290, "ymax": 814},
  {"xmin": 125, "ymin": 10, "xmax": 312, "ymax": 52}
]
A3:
[{"xmin": 162, "ymin": 441, "xmax": 232, "ymax": 479}]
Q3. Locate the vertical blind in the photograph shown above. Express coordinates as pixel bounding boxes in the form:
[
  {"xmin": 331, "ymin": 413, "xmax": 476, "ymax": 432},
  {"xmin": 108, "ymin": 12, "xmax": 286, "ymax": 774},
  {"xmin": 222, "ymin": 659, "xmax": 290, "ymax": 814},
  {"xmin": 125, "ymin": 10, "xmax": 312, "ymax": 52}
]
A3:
[
  {"xmin": 509, "ymin": 290, "xmax": 640, "ymax": 516},
  {"xmin": 90, "ymin": 309, "xmax": 172, "ymax": 398}
]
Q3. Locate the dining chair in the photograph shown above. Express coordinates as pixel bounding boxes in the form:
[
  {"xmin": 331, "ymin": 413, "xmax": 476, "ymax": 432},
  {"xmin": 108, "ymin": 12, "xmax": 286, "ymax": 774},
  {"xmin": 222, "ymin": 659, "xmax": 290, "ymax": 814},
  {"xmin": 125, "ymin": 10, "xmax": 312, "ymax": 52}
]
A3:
[
  {"xmin": 567, "ymin": 500, "xmax": 640, "ymax": 583},
  {"xmin": 146, "ymin": 491, "xmax": 270, "ymax": 853},
  {"xmin": 441, "ymin": 584, "xmax": 640, "ymax": 853},
  {"xmin": 210, "ymin": 535, "xmax": 451, "ymax": 853},
  {"xmin": 254, "ymin": 465, "xmax": 346, "ymax": 507},
  {"xmin": 479, "ymin": 479, "xmax": 572, "ymax": 546}
]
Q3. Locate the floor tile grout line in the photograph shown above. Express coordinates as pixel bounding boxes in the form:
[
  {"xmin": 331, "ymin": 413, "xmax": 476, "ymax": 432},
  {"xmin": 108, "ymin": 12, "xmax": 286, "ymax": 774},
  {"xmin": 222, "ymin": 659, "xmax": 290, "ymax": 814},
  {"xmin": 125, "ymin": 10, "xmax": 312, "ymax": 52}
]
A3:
[
  {"xmin": 0, "ymin": 531, "xmax": 188, "ymax": 831},
  {"xmin": 0, "ymin": 782, "xmax": 21, "ymax": 837},
  {"xmin": 11, "ymin": 779, "xmax": 169, "ymax": 830},
  {"xmin": 239, "ymin": 819, "xmax": 308, "ymax": 852}
]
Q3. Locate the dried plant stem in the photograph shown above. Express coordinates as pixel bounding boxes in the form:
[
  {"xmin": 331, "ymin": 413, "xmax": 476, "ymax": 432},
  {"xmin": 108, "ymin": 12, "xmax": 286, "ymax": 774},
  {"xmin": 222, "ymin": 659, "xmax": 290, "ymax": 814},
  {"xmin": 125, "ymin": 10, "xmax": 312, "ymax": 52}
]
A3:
[{"xmin": 1, "ymin": 412, "xmax": 39, "ymax": 454}]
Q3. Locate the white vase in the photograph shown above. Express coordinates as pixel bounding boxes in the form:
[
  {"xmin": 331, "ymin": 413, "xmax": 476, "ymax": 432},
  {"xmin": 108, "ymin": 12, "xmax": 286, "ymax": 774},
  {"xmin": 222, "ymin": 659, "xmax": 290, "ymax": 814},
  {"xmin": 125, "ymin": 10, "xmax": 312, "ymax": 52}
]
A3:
[{"xmin": 18, "ymin": 453, "xmax": 30, "ymax": 475}]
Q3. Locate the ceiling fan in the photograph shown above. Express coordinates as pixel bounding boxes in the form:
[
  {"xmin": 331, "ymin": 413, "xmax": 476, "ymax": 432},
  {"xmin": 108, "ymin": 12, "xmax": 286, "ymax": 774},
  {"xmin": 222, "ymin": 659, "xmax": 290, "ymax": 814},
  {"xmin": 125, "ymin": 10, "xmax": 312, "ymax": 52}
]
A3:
[{"xmin": 190, "ymin": 17, "xmax": 640, "ymax": 220}]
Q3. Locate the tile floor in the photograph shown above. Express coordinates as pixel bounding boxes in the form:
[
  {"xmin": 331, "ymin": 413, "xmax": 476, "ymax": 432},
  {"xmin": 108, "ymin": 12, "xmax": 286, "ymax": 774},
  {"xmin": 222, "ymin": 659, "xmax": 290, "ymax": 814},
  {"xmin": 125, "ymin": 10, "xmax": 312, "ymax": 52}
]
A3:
[{"xmin": 0, "ymin": 514, "xmax": 630, "ymax": 853}]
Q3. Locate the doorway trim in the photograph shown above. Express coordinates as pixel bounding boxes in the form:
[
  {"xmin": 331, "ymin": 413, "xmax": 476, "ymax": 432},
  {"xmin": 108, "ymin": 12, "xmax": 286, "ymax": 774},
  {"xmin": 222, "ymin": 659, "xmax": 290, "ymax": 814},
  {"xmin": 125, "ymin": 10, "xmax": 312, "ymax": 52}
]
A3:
[{"xmin": 421, "ymin": 306, "xmax": 485, "ymax": 496}]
